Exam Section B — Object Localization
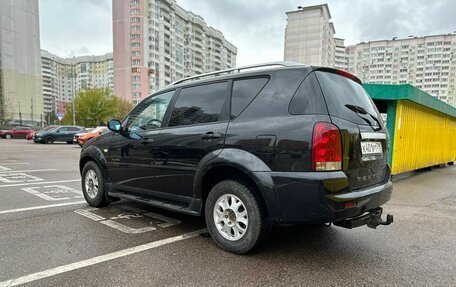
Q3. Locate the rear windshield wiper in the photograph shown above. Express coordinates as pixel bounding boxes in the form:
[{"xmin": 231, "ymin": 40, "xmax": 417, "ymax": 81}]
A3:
[{"xmin": 345, "ymin": 104, "xmax": 382, "ymax": 131}]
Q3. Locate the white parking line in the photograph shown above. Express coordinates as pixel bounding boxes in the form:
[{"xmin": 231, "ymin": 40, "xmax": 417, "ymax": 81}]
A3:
[
  {"xmin": 0, "ymin": 169, "xmax": 57, "ymax": 174},
  {"xmin": 0, "ymin": 201, "xmax": 86, "ymax": 215},
  {"xmin": 0, "ymin": 162, "xmax": 29, "ymax": 165},
  {"xmin": 0, "ymin": 229, "xmax": 206, "ymax": 287},
  {"xmin": 0, "ymin": 179, "xmax": 80, "ymax": 188}
]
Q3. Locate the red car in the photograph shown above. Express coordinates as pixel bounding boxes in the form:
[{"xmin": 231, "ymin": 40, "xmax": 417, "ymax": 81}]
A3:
[{"xmin": 0, "ymin": 126, "xmax": 35, "ymax": 139}]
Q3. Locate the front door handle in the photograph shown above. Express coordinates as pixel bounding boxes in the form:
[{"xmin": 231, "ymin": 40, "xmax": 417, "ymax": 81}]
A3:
[{"xmin": 201, "ymin": 132, "xmax": 222, "ymax": 140}]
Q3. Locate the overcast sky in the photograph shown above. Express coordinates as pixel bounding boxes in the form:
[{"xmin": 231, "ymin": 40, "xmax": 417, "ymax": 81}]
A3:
[{"xmin": 39, "ymin": 0, "xmax": 456, "ymax": 66}]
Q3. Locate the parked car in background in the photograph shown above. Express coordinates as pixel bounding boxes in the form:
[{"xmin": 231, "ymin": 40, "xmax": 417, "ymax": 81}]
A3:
[
  {"xmin": 0, "ymin": 126, "xmax": 35, "ymax": 139},
  {"xmin": 34, "ymin": 125, "xmax": 85, "ymax": 144},
  {"xmin": 27, "ymin": 125, "xmax": 57, "ymax": 141},
  {"xmin": 74, "ymin": 126, "xmax": 108, "ymax": 146}
]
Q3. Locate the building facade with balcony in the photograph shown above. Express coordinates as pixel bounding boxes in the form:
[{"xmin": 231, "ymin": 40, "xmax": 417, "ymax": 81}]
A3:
[
  {"xmin": 284, "ymin": 4, "xmax": 335, "ymax": 67},
  {"xmin": 346, "ymin": 34, "xmax": 456, "ymax": 106},
  {"xmin": 0, "ymin": 0, "xmax": 43, "ymax": 124},
  {"xmin": 113, "ymin": 0, "xmax": 237, "ymax": 105},
  {"xmin": 41, "ymin": 50, "xmax": 113, "ymax": 115}
]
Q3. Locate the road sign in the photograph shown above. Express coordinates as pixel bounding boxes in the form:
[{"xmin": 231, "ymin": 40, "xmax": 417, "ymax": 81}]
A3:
[{"xmin": 56, "ymin": 113, "xmax": 64, "ymax": 121}]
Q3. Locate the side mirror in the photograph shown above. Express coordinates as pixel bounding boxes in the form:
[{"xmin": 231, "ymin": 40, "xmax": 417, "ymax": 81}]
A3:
[{"xmin": 108, "ymin": 119, "xmax": 122, "ymax": 133}]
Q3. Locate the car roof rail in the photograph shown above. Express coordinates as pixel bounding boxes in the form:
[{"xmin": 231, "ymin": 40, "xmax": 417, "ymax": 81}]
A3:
[{"xmin": 170, "ymin": 61, "xmax": 305, "ymax": 86}]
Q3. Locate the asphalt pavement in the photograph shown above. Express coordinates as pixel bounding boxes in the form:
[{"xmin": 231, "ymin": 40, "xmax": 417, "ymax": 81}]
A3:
[{"xmin": 0, "ymin": 139, "xmax": 455, "ymax": 286}]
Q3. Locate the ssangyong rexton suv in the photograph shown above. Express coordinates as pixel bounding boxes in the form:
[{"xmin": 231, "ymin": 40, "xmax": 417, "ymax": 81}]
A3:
[{"xmin": 80, "ymin": 62, "xmax": 393, "ymax": 254}]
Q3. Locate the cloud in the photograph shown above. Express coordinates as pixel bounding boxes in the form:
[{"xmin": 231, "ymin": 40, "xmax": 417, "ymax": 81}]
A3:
[
  {"xmin": 39, "ymin": 0, "xmax": 112, "ymax": 58},
  {"xmin": 39, "ymin": 0, "xmax": 455, "ymax": 65}
]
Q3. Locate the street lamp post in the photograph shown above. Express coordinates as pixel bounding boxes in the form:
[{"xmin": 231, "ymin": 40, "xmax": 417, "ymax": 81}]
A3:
[{"xmin": 69, "ymin": 69, "xmax": 76, "ymax": 126}]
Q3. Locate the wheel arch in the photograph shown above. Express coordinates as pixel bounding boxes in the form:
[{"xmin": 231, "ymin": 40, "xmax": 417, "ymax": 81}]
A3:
[
  {"xmin": 79, "ymin": 146, "xmax": 109, "ymax": 180},
  {"xmin": 194, "ymin": 149, "xmax": 279, "ymax": 219}
]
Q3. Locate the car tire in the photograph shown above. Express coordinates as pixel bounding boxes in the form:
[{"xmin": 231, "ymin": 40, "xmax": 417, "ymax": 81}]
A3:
[
  {"xmin": 81, "ymin": 161, "xmax": 110, "ymax": 207},
  {"xmin": 5, "ymin": 134, "xmax": 12, "ymax": 139},
  {"xmin": 205, "ymin": 180, "xmax": 270, "ymax": 254},
  {"xmin": 45, "ymin": 136, "xmax": 54, "ymax": 144},
  {"xmin": 66, "ymin": 141, "xmax": 73, "ymax": 144}
]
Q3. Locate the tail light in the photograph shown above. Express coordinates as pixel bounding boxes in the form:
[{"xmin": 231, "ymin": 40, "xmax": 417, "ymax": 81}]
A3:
[{"xmin": 312, "ymin": 122, "xmax": 342, "ymax": 171}]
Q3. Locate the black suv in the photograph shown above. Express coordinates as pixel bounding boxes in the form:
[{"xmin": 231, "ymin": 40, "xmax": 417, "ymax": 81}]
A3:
[{"xmin": 80, "ymin": 62, "xmax": 393, "ymax": 254}]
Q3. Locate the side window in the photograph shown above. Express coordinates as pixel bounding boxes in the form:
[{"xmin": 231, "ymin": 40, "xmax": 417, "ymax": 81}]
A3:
[
  {"xmin": 289, "ymin": 72, "xmax": 327, "ymax": 115},
  {"xmin": 231, "ymin": 77, "xmax": 269, "ymax": 118},
  {"xmin": 58, "ymin": 127, "xmax": 68, "ymax": 132},
  {"xmin": 68, "ymin": 127, "xmax": 80, "ymax": 132},
  {"xmin": 127, "ymin": 90, "xmax": 174, "ymax": 132},
  {"xmin": 168, "ymin": 82, "xmax": 228, "ymax": 127}
]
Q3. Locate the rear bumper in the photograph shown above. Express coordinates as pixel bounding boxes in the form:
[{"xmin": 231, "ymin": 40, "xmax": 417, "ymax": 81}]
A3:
[{"xmin": 263, "ymin": 169, "xmax": 392, "ymax": 224}]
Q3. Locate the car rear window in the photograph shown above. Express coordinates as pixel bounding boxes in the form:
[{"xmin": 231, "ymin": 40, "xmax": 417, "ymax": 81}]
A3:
[{"xmin": 315, "ymin": 71, "xmax": 379, "ymax": 125}]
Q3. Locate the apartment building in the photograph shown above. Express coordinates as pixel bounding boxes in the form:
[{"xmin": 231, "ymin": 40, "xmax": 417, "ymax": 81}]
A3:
[
  {"xmin": 346, "ymin": 34, "xmax": 456, "ymax": 106},
  {"xmin": 41, "ymin": 50, "xmax": 113, "ymax": 114},
  {"xmin": 284, "ymin": 4, "xmax": 335, "ymax": 67},
  {"xmin": 113, "ymin": 0, "xmax": 237, "ymax": 105},
  {"xmin": 334, "ymin": 37, "xmax": 348, "ymax": 70},
  {"xmin": 0, "ymin": 0, "xmax": 43, "ymax": 124}
]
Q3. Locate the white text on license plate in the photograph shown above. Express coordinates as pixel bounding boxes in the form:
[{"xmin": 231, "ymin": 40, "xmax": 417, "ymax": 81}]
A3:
[{"xmin": 361, "ymin": 141, "xmax": 382, "ymax": 155}]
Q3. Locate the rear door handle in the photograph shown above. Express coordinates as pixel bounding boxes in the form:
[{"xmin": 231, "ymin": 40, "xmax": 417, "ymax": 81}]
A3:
[{"xmin": 201, "ymin": 132, "xmax": 222, "ymax": 139}]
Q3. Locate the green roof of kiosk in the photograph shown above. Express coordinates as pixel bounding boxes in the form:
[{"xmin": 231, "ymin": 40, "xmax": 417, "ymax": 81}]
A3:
[{"xmin": 363, "ymin": 83, "xmax": 456, "ymax": 119}]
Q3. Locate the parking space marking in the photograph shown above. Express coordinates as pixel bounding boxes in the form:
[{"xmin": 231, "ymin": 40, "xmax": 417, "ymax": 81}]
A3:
[
  {"xmin": 75, "ymin": 206, "xmax": 181, "ymax": 234},
  {"xmin": 0, "ymin": 179, "xmax": 80, "ymax": 188},
  {"xmin": 0, "ymin": 173, "xmax": 43, "ymax": 183},
  {"xmin": 21, "ymin": 185, "xmax": 83, "ymax": 201},
  {"xmin": 0, "ymin": 201, "xmax": 86, "ymax": 215},
  {"xmin": 0, "ymin": 162, "xmax": 29, "ymax": 165},
  {"xmin": 0, "ymin": 166, "xmax": 12, "ymax": 171},
  {"xmin": 0, "ymin": 169, "xmax": 57, "ymax": 174},
  {"xmin": 0, "ymin": 229, "xmax": 206, "ymax": 287}
]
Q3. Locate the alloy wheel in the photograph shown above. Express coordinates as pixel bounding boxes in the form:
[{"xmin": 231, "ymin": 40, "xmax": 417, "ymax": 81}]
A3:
[
  {"xmin": 85, "ymin": 169, "xmax": 99, "ymax": 199},
  {"xmin": 213, "ymin": 194, "xmax": 249, "ymax": 241}
]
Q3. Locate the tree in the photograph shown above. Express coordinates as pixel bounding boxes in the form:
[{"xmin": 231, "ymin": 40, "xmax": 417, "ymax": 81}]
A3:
[
  {"xmin": 63, "ymin": 88, "xmax": 119, "ymax": 127},
  {"xmin": 115, "ymin": 98, "xmax": 133, "ymax": 121}
]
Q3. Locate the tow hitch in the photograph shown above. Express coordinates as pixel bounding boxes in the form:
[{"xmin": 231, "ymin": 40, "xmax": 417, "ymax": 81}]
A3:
[{"xmin": 334, "ymin": 207, "xmax": 393, "ymax": 229}]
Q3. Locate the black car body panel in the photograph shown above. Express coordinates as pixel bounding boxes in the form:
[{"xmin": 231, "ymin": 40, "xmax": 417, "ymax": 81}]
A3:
[{"xmin": 80, "ymin": 64, "xmax": 393, "ymax": 225}]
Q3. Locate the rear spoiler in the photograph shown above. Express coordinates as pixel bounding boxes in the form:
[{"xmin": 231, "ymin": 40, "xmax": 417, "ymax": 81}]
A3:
[{"xmin": 311, "ymin": 66, "xmax": 362, "ymax": 85}]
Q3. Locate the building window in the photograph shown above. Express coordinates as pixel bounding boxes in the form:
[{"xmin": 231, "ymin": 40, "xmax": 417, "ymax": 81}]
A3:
[
  {"xmin": 131, "ymin": 8, "xmax": 140, "ymax": 15},
  {"xmin": 130, "ymin": 0, "xmax": 139, "ymax": 6},
  {"xmin": 132, "ymin": 92, "xmax": 141, "ymax": 98},
  {"xmin": 131, "ymin": 33, "xmax": 140, "ymax": 39},
  {"xmin": 132, "ymin": 59, "xmax": 141, "ymax": 65},
  {"xmin": 132, "ymin": 84, "xmax": 141, "ymax": 89},
  {"xmin": 131, "ymin": 42, "xmax": 140, "ymax": 48},
  {"xmin": 131, "ymin": 51, "xmax": 141, "ymax": 57},
  {"xmin": 132, "ymin": 67, "xmax": 141, "ymax": 73},
  {"xmin": 131, "ymin": 17, "xmax": 140, "ymax": 23},
  {"xmin": 131, "ymin": 25, "xmax": 140, "ymax": 31},
  {"xmin": 132, "ymin": 76, "xmax": 141, "ymax": 82}
]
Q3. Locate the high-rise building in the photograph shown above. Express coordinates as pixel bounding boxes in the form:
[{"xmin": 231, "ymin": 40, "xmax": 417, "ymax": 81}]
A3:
[
  {"xmin": 0, "ymin": 0, "xmax": 43, "ymax": 124},
  {"xmin": 346, "ymin": 34, "xmax": 456, "ymax": 106},
  {"xmin": 113, "ymin": 0, "xmax": 237, "ymax": 105},
  {"xmin": 284, "ymin": 4, "xmax": 335, "ymax": 67},
  {"xmin": 334, "ymin": 37, "xmax": 348, "ymax": 70},
  {"xmin": 41, "ymin": 50, "xmax": 114, "ymax": 115},
  {"xmin": 283, "ymin": 4, "xmax": 456, "ymax": 107}
]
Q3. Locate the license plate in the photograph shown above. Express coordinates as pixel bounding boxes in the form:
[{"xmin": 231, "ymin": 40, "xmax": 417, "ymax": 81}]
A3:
[{"xmin": 361, "ymin": 141, "xmax": 382, "ymax": 155}]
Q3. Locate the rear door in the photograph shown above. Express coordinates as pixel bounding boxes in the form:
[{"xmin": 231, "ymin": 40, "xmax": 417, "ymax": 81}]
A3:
[
  {"xmin": 151, "ymin": 81, "xmax": 230, "ymax": 197},
  {"xmin": 315, "ymin": 70, "xmax": 388, "ymax": 190}
]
